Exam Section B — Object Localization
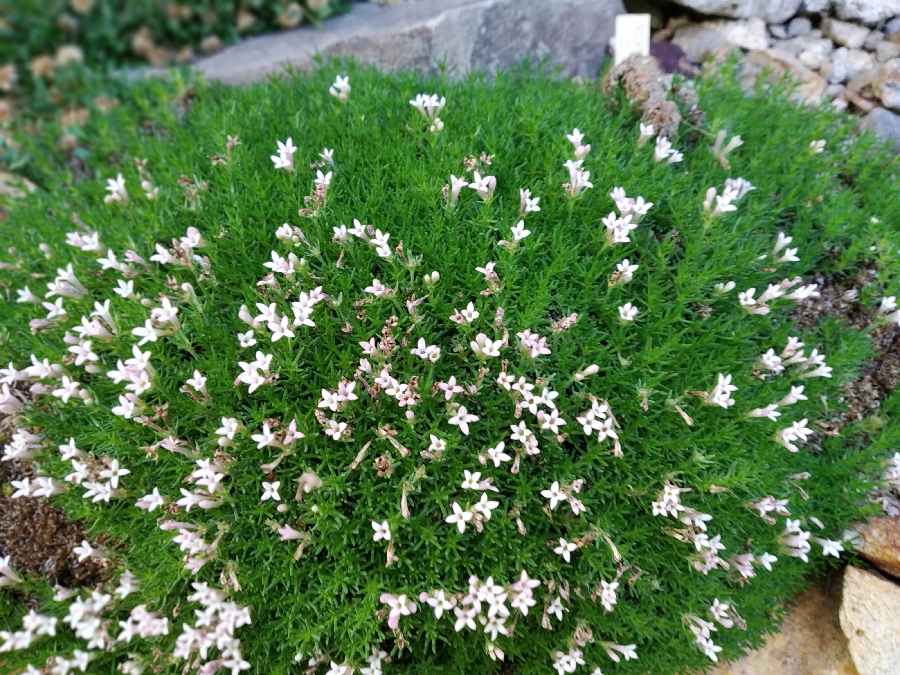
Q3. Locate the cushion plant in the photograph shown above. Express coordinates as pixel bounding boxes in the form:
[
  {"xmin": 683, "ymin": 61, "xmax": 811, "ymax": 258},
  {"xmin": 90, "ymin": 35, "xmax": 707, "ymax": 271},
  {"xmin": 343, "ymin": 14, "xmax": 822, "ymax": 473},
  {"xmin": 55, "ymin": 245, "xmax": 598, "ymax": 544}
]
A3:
[{"xmin": 0, "ymin": 63, "xmax": 898, "ymax": 674}]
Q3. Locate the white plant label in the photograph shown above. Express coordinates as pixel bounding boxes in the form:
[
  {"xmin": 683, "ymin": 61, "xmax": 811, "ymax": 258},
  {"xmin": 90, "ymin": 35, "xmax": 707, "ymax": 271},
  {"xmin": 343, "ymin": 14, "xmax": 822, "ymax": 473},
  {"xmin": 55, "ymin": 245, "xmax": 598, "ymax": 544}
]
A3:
[{"xmin": 614, "ymin": 13, "xmax": 651, "ymax": 66}]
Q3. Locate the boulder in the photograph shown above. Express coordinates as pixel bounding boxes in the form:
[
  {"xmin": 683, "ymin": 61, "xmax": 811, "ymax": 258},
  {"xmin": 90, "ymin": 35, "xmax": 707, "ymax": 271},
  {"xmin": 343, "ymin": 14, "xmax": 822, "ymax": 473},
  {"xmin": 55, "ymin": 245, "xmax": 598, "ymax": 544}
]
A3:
[
  {"xmin": 839, "ymin": 566, "xmax": 900, "ymax": 675},
  {"xmin": 193, "ymin": 0, "xmax": 624, "ymax": 84},
  {"xmin": 833, "ymin": 0, "xmax": 900, "ymax": 25},
  {"xmin": 855, "ymin": 517, "xmax": 900, "ymax": 577},
  {"xmin": 671, "ymin": 1, "xmax": 802, "ymax": 24},
  {"xmin": 823, "ymin": 18, "xmax": 871, "ymax": 49},
  {"xmin": 673, "ymin": 18, "xmax": 769, "ymax": 62}
]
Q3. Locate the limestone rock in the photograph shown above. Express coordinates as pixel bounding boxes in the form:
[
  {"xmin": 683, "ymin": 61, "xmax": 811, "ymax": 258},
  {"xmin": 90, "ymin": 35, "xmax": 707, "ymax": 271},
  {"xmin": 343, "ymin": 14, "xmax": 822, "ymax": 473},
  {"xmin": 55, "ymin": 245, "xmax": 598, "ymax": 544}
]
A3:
[
  {"xmin": 796, "ymin": 37, "xmax": 836, "ymax": 69},
  {"xmin": 803, "ymin": 0, "xmax": 832, "ymax": 12},
  {"xmin": 193, "ymin": 0, "xmax": 624, "ymax": 84},
  {"xmin": 787, "ymin": 16, "xmax": 812, "ymax": 37},
  {"xmin": 839, "ymin": 566, "xmax": 900, "ymax": 675},
  {"xmin": 823, "ymin": 18, "xmax": 870, "ymax": 49},
  {"xmin": 876, "ymin": 72, "xmax": 900, "ymax": 110},
  {"xmin": 845, "ymin": 64, "xmax": 897, "ymax": 110},
  {"xmin": 773, "ymin": 34, "xmax": 834, "ymax": 58},
  {"xmin": 861, "ymin": 107, "xmax": 900, "ymax": 148},
  {"xmin": 825, "ymin": 47, "xmax": 876, "ymax": 83},
  {"xmin": 876, "ymin": 41, "xmax": 900, "ymax": 63},
  {"xmin": 673, "ymin": 18, "xmax": 769, "ymax": 62},
  {"xmin": 671, "ymin": 1, "xmax": 802, "ymax": 24},
  {"xmin": 833, "ymin": 0, "xmax": 900, "ymax": 25},
  {"xmin": 770, "ymin": 23, "xmax": 789, "ymax": 39},
  {"xmin": 744, "ymin": 48, "xmax": 828, "ymax": 102},
  {"xmin": 711, "ymin": 581, "xmax": 857, "ymax": 675},
  {"xmin": 855, "ymin": 517, "xmax": 900, "ymax": 577},
  {"xmin": 887, "ymin": 16, "xmax": 900, "ymax": 36},
  {"xmin": 864, "ymin": 31, "xmax": 885, "ymax": 51}
]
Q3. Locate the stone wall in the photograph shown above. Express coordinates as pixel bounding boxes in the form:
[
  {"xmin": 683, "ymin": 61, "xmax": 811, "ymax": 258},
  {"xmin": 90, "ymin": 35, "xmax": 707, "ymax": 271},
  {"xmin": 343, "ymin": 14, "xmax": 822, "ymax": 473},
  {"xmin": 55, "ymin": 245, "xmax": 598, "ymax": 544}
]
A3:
[{"xmin": 654, "ymin": 1, "xmax": 900, "ymax": 147}]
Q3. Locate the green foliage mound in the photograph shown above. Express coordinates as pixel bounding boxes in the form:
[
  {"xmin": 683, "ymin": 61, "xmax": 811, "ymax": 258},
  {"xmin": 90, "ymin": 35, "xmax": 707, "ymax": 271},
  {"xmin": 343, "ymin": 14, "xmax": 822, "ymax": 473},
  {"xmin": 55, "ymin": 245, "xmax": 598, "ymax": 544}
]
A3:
[{"xmin": 1, "ymin": 64, "xmax": 898, "ymax": 674}]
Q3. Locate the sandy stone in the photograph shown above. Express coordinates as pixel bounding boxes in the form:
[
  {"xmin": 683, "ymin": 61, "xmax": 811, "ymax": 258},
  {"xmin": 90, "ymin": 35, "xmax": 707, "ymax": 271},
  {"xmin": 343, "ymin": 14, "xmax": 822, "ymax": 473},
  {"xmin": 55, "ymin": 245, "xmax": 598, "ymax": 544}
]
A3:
[
  {"xmin": 711, "ymin": 581, "xmax": 857, "ymax": 675},
  {"xmin": 839, "ymin": 566, "xmax": 900, "ymax": 675},
  {"xmin": 855, "ymin": 517, "xmax": 900, "ymax": 577}
]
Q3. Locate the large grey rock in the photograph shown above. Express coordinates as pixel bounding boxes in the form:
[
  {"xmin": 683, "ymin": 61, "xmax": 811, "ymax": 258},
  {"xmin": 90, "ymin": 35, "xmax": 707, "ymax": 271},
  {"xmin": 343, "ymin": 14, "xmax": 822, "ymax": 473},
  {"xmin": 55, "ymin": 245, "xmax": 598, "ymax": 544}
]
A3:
[
  {"xmin": 839, "ymin": 566, "xmax": 900, "ymax": 675},
  {"xmin": 671, "ymin": 1, "xmax": 802, "ymax": 23},
  {"xmin": 833, "ymin": 0, "xmax": 900, "ymax": 25},
  {"xmin": 193, "ymin": 0, "xmax": 623, "ymax": 84},
  {"xmin": 673, "ymin": 18, "xmax": 769, "ymax": 61},
  {"xmin": 825, "ymin": 46, "xmax": 876, "ymax": 83},
  {"xmin": 823, "ymin": 18, "xmax": 870, "ymax": 49}
]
